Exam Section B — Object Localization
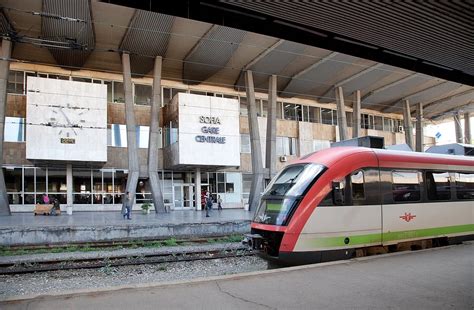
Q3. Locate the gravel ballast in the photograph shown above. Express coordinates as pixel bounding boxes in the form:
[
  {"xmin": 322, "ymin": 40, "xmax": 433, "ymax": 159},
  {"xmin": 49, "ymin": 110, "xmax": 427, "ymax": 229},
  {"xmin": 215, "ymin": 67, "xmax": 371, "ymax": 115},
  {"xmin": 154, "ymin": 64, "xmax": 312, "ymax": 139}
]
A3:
[{"xmin": 0, "ymin": 255, "xmax": 268, "ymax": 298}]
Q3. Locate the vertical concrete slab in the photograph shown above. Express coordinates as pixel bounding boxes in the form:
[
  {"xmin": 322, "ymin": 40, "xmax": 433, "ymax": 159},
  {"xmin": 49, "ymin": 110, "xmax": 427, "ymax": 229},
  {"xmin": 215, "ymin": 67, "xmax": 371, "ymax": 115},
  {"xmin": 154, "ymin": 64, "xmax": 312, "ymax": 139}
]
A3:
[
  {"xmin": 148, "ymin": 56, "xmax": 165, "ymax": 213},
  {"xmin": 352, "ymin": 90, "xmax": 361, "ymax": 138},
  {"xmin": 464, "ymin": 113, "xmax": 471, "ymax": 144},
  {"xmin": 0, "ymin": 38, "xmax": 12, "ymax": 215},
  {"xmin": 245, "ymin": 71, "xmax": 264, "ymax": 213},
  {"xmin": 402, "ymin": 100, "xmax": 414, "ymax": 149},
  {"xmin": 335, "ymin": 86, "xmax": 347, "ymax": 141},
  {"xmin": 265, "ymin": 75, "xmax": 277, "ymax": 179},
  {"xmin": 66, "ymin": 163, "xmax": 72, "ymax": 208},
  {"xmin": 416, "ymin": 102, "xmax": 424, "ymax": 152},
  {"xmin": 454, "ymin": 113, "xmax": 463, "ymax": 143},
  {"xmin": 122, "ymin": 53, "xmax": 139, "ymax": 208}
]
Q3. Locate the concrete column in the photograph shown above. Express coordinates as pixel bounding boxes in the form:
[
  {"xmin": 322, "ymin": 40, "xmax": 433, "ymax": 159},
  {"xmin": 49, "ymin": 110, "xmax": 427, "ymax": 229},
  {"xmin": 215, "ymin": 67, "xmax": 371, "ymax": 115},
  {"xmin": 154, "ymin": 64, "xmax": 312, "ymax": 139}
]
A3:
[
  {"xmin": 335, "ymin": 86, "xmax": 348, "ymax": 141},
  {"xmin": 415, "ymin": 102, "xmax": 424, "ymax": 152},
  {"xmin": 464, "ymin": 113, "xmax": 471, "ymax": 144},
  {"xmin": 454, "ymin": 112, "xmax": 463, "ymax": 143},
  {"xmin": 352, "ymin": 90, "xmax": 361, "ymax": 138},
  {"xmin": 66, "ymin": 163, "xmax": 73, "ymax": 208},
  {"xmin": 195, "ymin": 168, "xmax": 201, "ymax": 211},
  {"xmin": 122, "ymin": 52, "xmax": 139, "ymax": 210},
  {"xmin": 265, "ymin": 75, "xmax": 277, "ymax": 179},
  {"xmin": 148, "ymin": 56, "xmax": 166, "ymax": 213},
  {"xmin": 245, "ymin": 70, "xmax": 264, "ymax": 213},
  {"xmin": 402, "ymin": 100, "xmax": 414, "ymax": 149},
  {"xmin": 0, "ymin": 38, "xmax": 12, "ymax": 215}
]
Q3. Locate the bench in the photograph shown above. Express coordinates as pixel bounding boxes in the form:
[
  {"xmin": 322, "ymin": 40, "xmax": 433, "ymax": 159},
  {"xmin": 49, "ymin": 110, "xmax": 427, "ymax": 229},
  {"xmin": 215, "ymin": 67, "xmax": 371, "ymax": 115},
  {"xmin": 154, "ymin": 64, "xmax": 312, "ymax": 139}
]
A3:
[{"xmin": 34, "ymin": 204, "xmax": 61, "ymax": 216}]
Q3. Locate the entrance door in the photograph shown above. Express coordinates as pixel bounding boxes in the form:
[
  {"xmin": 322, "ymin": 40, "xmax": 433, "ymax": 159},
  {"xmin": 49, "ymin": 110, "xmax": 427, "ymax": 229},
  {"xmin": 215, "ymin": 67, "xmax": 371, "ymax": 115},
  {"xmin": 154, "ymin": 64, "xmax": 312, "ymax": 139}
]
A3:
[{"xmin": 173, "ymin": 184, "xmax": 194, "ymax": 209}]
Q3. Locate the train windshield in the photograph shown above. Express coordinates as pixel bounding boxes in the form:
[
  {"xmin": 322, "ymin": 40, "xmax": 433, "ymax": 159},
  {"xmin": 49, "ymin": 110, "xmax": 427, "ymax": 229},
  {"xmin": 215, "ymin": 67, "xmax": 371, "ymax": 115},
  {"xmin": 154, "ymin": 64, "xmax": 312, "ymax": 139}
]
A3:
[{"xmin": 254, "ymin": 164, "xmax": 325, "ymax": 226}]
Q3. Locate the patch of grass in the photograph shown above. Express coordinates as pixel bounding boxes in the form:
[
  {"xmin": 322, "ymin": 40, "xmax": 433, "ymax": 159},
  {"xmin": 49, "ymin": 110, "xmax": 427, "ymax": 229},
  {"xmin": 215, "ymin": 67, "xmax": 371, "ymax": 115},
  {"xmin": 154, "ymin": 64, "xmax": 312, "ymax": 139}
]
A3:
[{"xmin": 163, "ymin": 238, "xmax": 178, "ymax": 246}]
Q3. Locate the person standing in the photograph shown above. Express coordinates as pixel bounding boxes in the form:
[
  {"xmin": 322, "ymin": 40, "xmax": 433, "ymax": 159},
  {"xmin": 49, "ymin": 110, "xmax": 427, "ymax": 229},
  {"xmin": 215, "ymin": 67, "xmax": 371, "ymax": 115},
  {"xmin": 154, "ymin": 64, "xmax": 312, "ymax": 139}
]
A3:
[
  {"xmin": 205, "ymin": 191, "xmax": 212, "ymax": 218},
  {"xmin": 123, "ymin": 191, "xmax": 132, "ymax": 220},
  {"xmin": 217, "ymin": 195, "xmax": 223, "ymax": 211}
]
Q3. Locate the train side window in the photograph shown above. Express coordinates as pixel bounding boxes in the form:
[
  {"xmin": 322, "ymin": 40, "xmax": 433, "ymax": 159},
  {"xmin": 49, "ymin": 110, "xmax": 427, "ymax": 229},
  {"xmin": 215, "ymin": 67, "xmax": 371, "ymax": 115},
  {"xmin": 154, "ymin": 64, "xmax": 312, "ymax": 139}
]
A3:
[
  {"xmin": 426, "ymin": 171, "xmax": 451, "ymax": 201},
  {"xmin": 320, "ymin": 179, "xmax": 345, "ymax": 206},
  {"xmin": 455, "ymin": 173, "xmax": 474, "ymax": 200},
  {"xmin": 351, "ymin": 170, "xmax": 365, "ymax": 201},
  {"xmin": 392, "ymin": 170, "xmax": 421, "ymax": 202}
]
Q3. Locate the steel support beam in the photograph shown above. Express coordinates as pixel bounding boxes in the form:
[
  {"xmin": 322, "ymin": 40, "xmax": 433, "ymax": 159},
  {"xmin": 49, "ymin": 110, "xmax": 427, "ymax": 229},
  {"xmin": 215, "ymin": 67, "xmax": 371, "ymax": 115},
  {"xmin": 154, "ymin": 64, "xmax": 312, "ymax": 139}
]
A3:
[
  {"xmin": 352, "ymin": 90, "xmax": 361, "ymax": 138},
  {"xmin": 245, "ymin": 70, "xmax": 264, "ymax": 213},
  {"xmin": 335, "ymin": 86, "xmax": 348, "ymax": 141},
  {"xmin": 415, "ymin": 102, "xmax": 423, "ymax": 152},
  {"xmin": 265, "ymin": 75, "xmax": 277, "ymax": 179},
  {"xmin": 122, "ymin": 52, "xmax": 139, "ymax": 210},
  {"xmin": 454, "ymin": 113, "xmax": 463, "ymax": 143},
  {"xmin": 362, "ymin": 73, "xmax": 420, "ymax": 103},
  {"xmin": 402, "ymin": 100, "xmax": 414, "ymax": 149},
  {"xmin": 148, "ymin": 56, "xmax": 166, "ymax": 213},
  {"xmin": 464, "ymin": 113, "xmax": 472, "ymax": 144},
  {"xmin": 0, "ymin": 38, "xmax": 12, "ymax": 215}
]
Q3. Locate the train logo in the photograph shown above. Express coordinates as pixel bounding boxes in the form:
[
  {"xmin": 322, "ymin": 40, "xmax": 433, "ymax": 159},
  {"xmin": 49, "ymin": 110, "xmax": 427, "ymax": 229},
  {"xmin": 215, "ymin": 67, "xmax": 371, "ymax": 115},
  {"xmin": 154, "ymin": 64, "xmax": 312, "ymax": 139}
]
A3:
[{"xmin": 399, "ymin": 212, "xmax": 416, "ymax": 222}]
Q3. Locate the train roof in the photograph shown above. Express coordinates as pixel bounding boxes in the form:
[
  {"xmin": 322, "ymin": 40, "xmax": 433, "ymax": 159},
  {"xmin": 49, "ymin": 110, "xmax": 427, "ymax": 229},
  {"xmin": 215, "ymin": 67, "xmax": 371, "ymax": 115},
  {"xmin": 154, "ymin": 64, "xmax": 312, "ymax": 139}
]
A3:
[{"xmin": 296, "ymin": 147, "xmax": 474, "ymax": 170}]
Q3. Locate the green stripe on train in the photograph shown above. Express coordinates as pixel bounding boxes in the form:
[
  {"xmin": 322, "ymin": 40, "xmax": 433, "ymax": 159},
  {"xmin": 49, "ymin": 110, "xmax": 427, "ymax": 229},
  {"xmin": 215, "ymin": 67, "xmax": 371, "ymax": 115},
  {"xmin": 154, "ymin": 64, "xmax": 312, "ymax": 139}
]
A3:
[{"xmin": 302, "ymin": 224, "xmax": 474, "ymax": 248}]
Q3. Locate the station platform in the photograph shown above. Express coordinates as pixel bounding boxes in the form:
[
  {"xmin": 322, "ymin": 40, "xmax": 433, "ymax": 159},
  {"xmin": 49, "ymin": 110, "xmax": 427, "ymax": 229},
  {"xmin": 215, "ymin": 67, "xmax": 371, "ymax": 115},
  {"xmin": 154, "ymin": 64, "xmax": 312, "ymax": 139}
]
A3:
[
  {"xmin": 0, "ymin": 210, "xmax": 252, "ymax": 246},
  {"xmin": 1, "ymin": 242, "xmax": 471, "ymax": 308}
]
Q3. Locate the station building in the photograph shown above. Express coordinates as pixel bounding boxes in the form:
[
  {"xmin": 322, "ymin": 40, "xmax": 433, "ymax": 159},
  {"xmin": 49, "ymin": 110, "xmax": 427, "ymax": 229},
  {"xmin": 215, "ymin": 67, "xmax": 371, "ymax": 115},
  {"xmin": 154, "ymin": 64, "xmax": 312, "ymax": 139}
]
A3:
[{"xmin": 1, "ymin": 1, "xmax": 471, "ymax": 213}]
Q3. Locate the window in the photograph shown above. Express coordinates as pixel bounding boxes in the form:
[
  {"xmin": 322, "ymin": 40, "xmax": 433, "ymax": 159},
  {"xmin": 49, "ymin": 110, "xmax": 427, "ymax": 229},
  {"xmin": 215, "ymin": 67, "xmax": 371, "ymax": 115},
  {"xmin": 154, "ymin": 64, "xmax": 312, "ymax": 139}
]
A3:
[
  {"xmin": 455, "ymin": 173, "xmax": 474, "ymax": 200},
  {"xmin": 313, "ymin": 140, "xmax": 330, "ymax": 152},
  {"xmin": 4, "ymin": 117, "xmax": 25, "ymax": 142},
  {"xmin": 346, "ymin": 111, "xmax": 353, "ymax": 128},
  {"xmin": 262, "ymin": 100, "xmax": 268, "ymax": 117},
  {"xmin": 308, "ymin": 106, "xmax": 321, "ymax": 123},
  {"xmin": 240, "ymin": 97, "xmax": 248, "ymax": 116},
  {"xmin": 277, "ymin": 102, "xmax": 283, "ymax": 119},
  {"xmin": 163, "ymin": 87, "xmax": 171, "ymax": 106},
  {"xmin": 374, "ymin": 116, "xmax": 383, "ymax": 131},
  {"xmin": 136, "ymin": 126, "xmax": 149, "ymax": 148},
  {"xmin": 73, "ymin": 169, "xmax": 92, "ymax": 204},
  {"xmin": 392, "ymin": 171, "xmax": 421, "ymax": 202},
  {"xmin": 321, "ymin": 108, "xmax": 333, "ymax": 125},
  {"xmin": 276, "ymin": 137, "xmax": 296, "ymax": 156},
  {"xmin": 320, "ymin": 178, "xmax": 346, "ymax": 206},
  {"xmin": 240, "ymin": 134, "xmax": 251, "ymax": 153},
  {"xmin": 426, "ymin": 171, "xmax": 451, "ymax": 201},
  {"xmin": 134, "ymin": 84, "xmax": 152, "ymax": 105},
  {"xmin": 383, "ymin": 118, "xmax": 393, "ymax": 132},
  {"xmin": 110, "ymin": 124, "xmax": 127, "ymax": 147},
  {"xmin": 72, "ymin": 77, "xmax": 92, "ymax": 83},
  {"xmin": 105, "ymin": 81, "xmax": 113, "ymax": 102},
  {"xmin": 4, "ymin": 167, "xmax": 23, "ymax": 204},
  {"xmin": 283, "ymin": 103, "xmax": 302, "ymax": 121},
  {"xmin": 362, "ymin": 114, "xmax": 370, "ymax": 129},
  {"xmin": 113, "ymin": 81, "xmax": 125, "ymax": 103},
  {"xmin": 7, "ymin": 70, "xmax": 24, "ymax": 94},
  {"xmin": 351, "ymin": 170, "xmax": 365, "ymax": 200}
]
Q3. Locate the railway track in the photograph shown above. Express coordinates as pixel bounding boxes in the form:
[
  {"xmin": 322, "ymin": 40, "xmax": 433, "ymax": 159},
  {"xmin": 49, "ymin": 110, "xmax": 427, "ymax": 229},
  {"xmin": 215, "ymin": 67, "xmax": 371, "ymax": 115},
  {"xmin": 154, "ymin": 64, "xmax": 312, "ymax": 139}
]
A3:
[{"xmin": 0, "ymin": 243, "xmax": 254, "ymax": 275}]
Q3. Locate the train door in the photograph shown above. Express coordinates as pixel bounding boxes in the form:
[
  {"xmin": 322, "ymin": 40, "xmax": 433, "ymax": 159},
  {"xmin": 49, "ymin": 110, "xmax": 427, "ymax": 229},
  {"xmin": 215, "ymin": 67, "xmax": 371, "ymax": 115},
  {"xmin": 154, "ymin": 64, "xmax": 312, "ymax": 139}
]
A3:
[{"xmin": 380, "ymin": 170, "xmax": 424, "ymax": 245}]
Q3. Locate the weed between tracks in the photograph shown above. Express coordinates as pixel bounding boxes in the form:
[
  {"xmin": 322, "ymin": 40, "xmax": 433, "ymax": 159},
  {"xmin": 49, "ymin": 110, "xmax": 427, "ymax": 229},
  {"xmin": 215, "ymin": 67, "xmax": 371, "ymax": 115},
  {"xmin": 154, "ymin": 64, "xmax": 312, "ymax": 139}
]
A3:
[{"xmin": 0, "ymin": 235, "xmax": 243, "ymax": 257}]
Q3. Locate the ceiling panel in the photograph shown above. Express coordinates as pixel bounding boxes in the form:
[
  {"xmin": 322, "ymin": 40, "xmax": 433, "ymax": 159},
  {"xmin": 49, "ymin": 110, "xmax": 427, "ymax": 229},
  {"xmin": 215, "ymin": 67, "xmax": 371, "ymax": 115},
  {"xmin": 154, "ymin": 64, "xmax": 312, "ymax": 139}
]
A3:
[{"xmin": 183, "ymin": 25, "xmax": 246, "ymax": 84}]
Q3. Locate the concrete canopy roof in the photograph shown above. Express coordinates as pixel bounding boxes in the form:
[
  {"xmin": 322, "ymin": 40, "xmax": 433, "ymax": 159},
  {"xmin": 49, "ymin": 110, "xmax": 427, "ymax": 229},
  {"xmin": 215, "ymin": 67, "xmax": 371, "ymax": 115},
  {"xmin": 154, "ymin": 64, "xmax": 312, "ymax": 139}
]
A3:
[{"xmin": 1, "ymin": 0, "xmax": 473, "ymax": 120}]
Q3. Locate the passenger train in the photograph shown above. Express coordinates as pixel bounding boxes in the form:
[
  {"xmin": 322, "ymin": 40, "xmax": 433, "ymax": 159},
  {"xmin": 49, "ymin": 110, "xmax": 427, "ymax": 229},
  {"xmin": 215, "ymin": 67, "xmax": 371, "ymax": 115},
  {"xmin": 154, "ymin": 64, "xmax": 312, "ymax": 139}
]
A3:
[{"xmin": 245, "ymin": 147, "xmax": 474, "ymax": 265}]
